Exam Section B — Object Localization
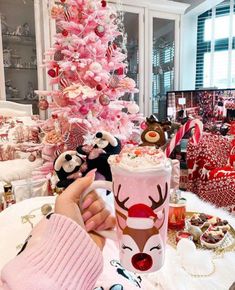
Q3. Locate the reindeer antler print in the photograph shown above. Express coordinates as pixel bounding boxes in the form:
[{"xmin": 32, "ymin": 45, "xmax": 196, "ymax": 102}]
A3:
[
  {"xmin": 114, "ymin": 184, "xmax": 129, "ymax": 211},
  {"xmin": 149, "ymin": 182, "xmax": 168, "ymax": 210}
]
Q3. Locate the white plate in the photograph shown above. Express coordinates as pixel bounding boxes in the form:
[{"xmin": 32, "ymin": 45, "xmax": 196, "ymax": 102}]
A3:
[{"xmin": 0, "ymin": 196, "xmax": 55, "ymax": 271}]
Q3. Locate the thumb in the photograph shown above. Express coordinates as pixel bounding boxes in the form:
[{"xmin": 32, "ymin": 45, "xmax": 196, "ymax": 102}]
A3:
[{"xmin": 63, "ymin": 169, "xmax": 97, "ymax": 202}]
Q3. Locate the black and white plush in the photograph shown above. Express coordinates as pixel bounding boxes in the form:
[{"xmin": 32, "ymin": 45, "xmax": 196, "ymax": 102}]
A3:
[
  {"xmin": 77, "ymin": 131, "xmax": 121, "ymax": 183},
  {"xmin": 54, "ymin": 150, "xmax": 85, "ymax": 188}
]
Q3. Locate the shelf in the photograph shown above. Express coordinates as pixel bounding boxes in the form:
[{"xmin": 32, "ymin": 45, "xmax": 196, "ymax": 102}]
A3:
[
  {"xmin": 4, "ymin": 66, "xmax": 37, "ymax": 71},
  {"xmin": 2, "ymin": 34, "xmax": 36, "ymax": 46}
]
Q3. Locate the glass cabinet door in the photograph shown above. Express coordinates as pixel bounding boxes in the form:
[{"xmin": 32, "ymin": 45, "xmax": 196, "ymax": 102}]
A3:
[
  {"xmin": 0, "ymin": 0, "xmax": 39, "ymax": 113},
  {"xmin": 108, "ymin": 4, "xmax": 144, "ymax": 112},
  {"xmin": 149, "ymin": 12, "xmax": 180, "ymax": 120}
]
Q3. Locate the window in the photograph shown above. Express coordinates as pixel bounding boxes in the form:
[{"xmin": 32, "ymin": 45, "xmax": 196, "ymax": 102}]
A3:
[{"xmin": 196, "ymin": 0, "xmax": 235, "ymax": 89}]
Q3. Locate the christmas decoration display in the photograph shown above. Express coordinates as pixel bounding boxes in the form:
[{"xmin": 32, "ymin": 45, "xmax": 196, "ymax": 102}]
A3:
[
  {"xmin": 140, "ymin": 115, "xmax": 171, "ymax": 148},
  {"xmin": 35, "ymin": 0, "xmax": 142, "ymax": 180},
  {"xmin": 187, "ymin": 134, "xmax": 235, "ymax": 214},
  {"xmin": 165, "ymin": 119, "xmax": 203, "ymax": 158},
  {"xmin": 77, "ymin": 131, "xmax": 121, "ymax": 183}
]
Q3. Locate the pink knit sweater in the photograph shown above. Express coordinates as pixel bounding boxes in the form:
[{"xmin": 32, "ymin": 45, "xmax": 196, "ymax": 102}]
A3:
[{"xmin": 0, "ymin": 214, "xmax": 146, "ymax": 290}]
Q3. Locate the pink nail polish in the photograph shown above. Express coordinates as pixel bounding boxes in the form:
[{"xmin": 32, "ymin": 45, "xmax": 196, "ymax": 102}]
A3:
[
  {"xmin": 86, "ymin": 168, "xmax": 97, "ymax": 177},
  {"xmin": 82, "ymin": 197, "xmax": 93, "ymax": 210},
  {"xmin": 86, "ymin": 221, "xmax": 95, "ymax": 232},
  {"xmin": 82, "ymin": 211, "xmax": 92, "ymax": 222}
]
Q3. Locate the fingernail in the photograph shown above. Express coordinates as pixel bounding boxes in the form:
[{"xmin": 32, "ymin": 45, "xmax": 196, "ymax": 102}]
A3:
[
  {"xmin": 82, "ymin": 197, "xmax": 93, "ymax": 210},
  {"xmin": 82, "ymin": 211, "xmax": 92, "ymax": 222},
  {"xmin": 86, "ymin": 168, "xmax": 97, "ymax": 177},
  {"xmin": 86, "ymin": 221, "xmax": 95, "ymax": 232}
]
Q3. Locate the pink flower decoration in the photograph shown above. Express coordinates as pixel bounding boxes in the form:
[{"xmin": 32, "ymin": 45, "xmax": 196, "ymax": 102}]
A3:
[{"xmin": 118, "ymin": 77, "xmax": 136, "ymax": 92}]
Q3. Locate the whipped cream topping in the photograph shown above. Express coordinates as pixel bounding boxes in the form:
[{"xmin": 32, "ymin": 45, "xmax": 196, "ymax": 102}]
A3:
[{"xmin": 108, "ymin": 145, "xmax": 171, "ymax": 172}]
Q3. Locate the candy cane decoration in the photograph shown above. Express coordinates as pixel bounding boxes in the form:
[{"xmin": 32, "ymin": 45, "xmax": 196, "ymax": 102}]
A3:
[{"xmin": 165, "ymin": 119, "xmax": 203, "ymax": 158}]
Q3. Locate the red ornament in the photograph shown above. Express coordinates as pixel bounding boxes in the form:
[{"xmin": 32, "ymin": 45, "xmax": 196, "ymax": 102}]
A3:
[
  {"xmin": 113, "ymin": 43, "xmax": 117, "ymax": 50},
  {"xmin": 38, "ymin": 99, "xmax": 49, "ymax": 111},
  {"xmin": 52, "ymin": 113, "xmax": 58, "ymax": 119},
  {"xmin": 48, "ymin": 69, "xmax": 56, "ymax": 78},
  {"xmin": 96, "ymin": 84, "xmax": 103, "ymax": 91},
  {"xmin": 116, "ymin": 67, "xmax": 124, "ymax": 75},
  {"xmin": 62, "ymin": 29, "xmax": 69, "ymax": 37},
  {"xmin": 95, "ymin": 25, "xmax": 105, "ymax": 37},
  {"xmin": 101, "ymin": 0, "xmax": 107, "ymax": 7},
  {"xmin": 79, "ymin": 105, "xmax": 89, "ymax": 115},
  {"xmin": 60, "ymin": 0, "xmax": 66, "ymax": 2},
  {"xmin": 99, "ymin": 95, "xmax": 110, "ymax": 106}
]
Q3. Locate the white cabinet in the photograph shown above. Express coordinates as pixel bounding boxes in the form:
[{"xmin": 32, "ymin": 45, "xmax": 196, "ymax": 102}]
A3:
[
  {"xmin": 0, "ymin": 0, "xmax": 47, "ymax": 114},
  {"xmin": 109, "ymin": 1, "xmax": 188, "ymax": 119}
]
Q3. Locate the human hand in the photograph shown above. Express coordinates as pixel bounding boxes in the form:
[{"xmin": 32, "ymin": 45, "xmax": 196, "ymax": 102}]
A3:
[{"xmin": 55, "ymin": 170, "xmax": 115, "ymax": 249}]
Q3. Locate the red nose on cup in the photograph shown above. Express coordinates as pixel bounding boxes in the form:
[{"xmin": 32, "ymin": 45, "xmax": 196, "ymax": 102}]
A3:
[{"xmin": 132, "ymin": 253, "xmax": 153, "ymax": 271}]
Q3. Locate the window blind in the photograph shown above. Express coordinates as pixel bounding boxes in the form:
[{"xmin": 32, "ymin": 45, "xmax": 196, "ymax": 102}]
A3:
[{"xmin": 196, "ymin": 0, "xmax": 235, "ymax": 89}]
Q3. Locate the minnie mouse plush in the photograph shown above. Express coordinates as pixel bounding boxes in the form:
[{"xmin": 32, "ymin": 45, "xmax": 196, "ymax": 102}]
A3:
[{"xmin": 77, "ymin": 131, "xmax": 121, "ymax": 183}]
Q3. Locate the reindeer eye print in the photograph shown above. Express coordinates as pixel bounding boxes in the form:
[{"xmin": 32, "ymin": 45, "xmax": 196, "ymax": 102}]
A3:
[
  {"xmin": 150, "ymin": 244, "xmax": 161, "ymax": 251},
  {"xmin": 122, "ymin": 244, "xmax": 133, "ymax": 251}
]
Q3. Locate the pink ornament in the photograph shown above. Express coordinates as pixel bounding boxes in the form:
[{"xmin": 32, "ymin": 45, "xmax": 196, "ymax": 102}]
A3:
[
  {"xmin": 89, "ymin": 62, "xmax": 102, "ymax": 73},
  {"xmin": 99, "ymin": 95, "xmax": 110, "ymax": 106},
  {"xmin": 38, "ymin": 99, "xmax": 49, "ymax": 111},
  {"xmin": 95, "ymin": 25, "xmax": 105, "ymax": 37},
  {"xmin": 109, "ymin": 75, "xmax": 119, "ymax": 88},
  {"xmin": 79, "ymin": 105, "xmax": 89, "ymax": 115},
  {"xmin": 127, "ymin": 102, "xmax": 140, "ymax": 114},
  {"xmin": 116, "ymin": 67, "xmax": 124, "ymax": 75}
]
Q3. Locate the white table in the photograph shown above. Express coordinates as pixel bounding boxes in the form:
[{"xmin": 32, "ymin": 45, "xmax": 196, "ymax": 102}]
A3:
[{"xmin": 0, "ymin": 192, "xmax": 234, "ymax": 290}]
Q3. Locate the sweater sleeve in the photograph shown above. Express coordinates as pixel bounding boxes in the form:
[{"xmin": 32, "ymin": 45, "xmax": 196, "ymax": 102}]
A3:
[{"xmin": 0, "ymin": 214, "xmax": 103, "ymax": 290}]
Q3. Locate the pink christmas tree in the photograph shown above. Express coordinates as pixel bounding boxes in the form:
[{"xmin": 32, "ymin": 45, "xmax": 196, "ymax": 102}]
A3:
[{"xmin": 35, "ymin": 0, "xmax": 142, "ymax": 180}]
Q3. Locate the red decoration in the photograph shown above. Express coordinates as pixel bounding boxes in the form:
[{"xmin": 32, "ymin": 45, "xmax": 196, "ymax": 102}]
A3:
[
  {"xmin": 79, "ymin": 105, "xmax": 89, "ymax": 115},
  {"xmin": 60, "ymin": 78, "xmax": 69, "ymax": 88},
  {"xmin": 60, "ymin": 0, "xmax": 66, "ymax": 2},
  {"xmin": 128, "ymin": 204, "xmax": 157, "ymax": 219},
  {"xmin": 116, "ymin": 67, "xmax": 124, "ymax": 75},
  {"xmin": 62, "ymin": 29, "xmax": 69, "ymax": 37},
  {"xmin": 48, "ymin": 69, "xmax": 56, "ymax": 78},
  {"xmin": 96, "ymin": 84, "xmax": 103, "ymax": 91},
  {"xmin": 101, "ymin": 0, "xmax": 107, "ymax": 7},
  {"xmin": 38, "ymin": 99, "xmax": 49, "ymax": 111},
  {"xmin": 132, "ymin": 253, "xmax": 153, "ymax": 271},
  {"xmin": 52, "ymin": 113, "xmax": 58, "ymax": 119},
  {"xmin": 99, "ymin": 95, "xmax": 110, "ymax": 106},
  {"xmin": 95, "ymin": 25, "xmax": 105, "ymax": 37}
]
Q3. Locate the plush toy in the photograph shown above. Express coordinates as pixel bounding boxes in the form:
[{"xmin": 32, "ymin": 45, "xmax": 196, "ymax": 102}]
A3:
[
  {"xmin": 54, "ymin": 150, "xmax": 86, "ymax": 188},
  {"xmin": 140, "ymin": 115, "xmax": 171, "ymax": 148},
  {"xmin": 77, "ymin": 131, "xmax": 121, "ymax": 183}
]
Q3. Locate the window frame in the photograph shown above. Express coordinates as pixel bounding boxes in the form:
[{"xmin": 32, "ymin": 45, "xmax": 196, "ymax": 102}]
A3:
[{"xmin": 196, "ymin": 4, "xmax": 235, "ymax": 89}]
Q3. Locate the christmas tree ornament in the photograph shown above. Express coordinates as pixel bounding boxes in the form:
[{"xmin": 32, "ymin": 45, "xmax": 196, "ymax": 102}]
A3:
[
  {"xmin": 127, "ymin": 102, "xmax": 140, "ymax": 114},
  {"xmin": 28, "ymin": 153, "xmax": 36, "ymax": 162},
  {"xmin": 89, "ymin": 62, "xmax": 102, "ymax": 73},
  {"xmin": 116, "ymin": 67, "xmax": 124, "ymax": 75},
  {"xmin": 99, "ymin": 94, "xmax": 110, "ymax": 106},
  {"xmin": 60, "ymin": 0, "xmax": 66, "ymax": 2},
  {"xmin": 109, "ymin": 75, "xmax": 119, "ymax": 88},
  {"xmin": 38, "ymin": 98, "xmax": 49, "ymax": 110},
  {"xmin": 95, "ymin": 25, "xmax": 105, "ymax": 37},
  {"xmin": 48, "ymin": 68, "xmax": 56, "ymax": 78},
  {"xmin": 62, "ymin": 29, "xmax": 69, "ymax": 36},
  {"xmin": 79, "ymin": 105, "xmax": 89, "ymax": 115},
  {"xmin": 54, "ymin": 50, "xmax": 64, "ymax": 61},
  {"xmin": 96, "ymin": 84, "xmax": 103, "ymax": 91},
  {"xmin": 71, "ymin": 65, "xmax": 77, "ymax": 71},
  {"xmin": 64, "ymin": 7, "xmax": 71, "ymax": 21},
  {"xmin": 60, "ymin": 78, "xmax": 69, "ymax": 88},
  {"xmin": 101, "ymin": 0, "xmax": 107, "ymax": 7}
]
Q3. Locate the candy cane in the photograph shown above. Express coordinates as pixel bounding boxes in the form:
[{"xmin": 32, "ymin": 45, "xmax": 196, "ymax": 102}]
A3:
[{"xmin": 165, "ymin": 119, "xmax": 203, "ymax": 158}]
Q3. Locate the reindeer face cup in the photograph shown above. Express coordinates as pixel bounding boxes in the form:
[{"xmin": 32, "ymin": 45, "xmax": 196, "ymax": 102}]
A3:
[{"xmin": 83, "ymin": 146, "xmax": 172, "ymax": 273}]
